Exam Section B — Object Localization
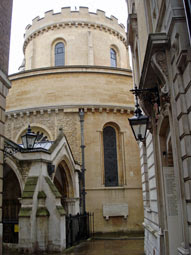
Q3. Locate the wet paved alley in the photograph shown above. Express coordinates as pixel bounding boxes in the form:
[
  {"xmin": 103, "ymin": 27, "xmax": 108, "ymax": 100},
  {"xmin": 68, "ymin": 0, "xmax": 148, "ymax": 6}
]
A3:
[
  {"xmin": 64, "ymin": 239, "xmax": 144, "ymax": 255},
  {"xmin": 4, "ymin": 239, "xmax": 144, "ymax": 255}
]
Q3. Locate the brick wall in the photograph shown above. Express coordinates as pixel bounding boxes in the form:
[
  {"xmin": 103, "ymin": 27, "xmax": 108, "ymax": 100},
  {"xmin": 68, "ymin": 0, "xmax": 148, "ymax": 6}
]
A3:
[
  {"xmin": 0, "ymin": 0, "xmax": 13, "ymax": 252},
  {"xmin": 0, "ymin": 0, "xmax": 13, "ymax": 74}
]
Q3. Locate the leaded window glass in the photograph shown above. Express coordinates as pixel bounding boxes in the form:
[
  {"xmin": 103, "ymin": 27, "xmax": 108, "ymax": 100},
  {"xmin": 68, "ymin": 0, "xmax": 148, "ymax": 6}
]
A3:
[
  {"xmin": 110, "ymin": 48, "xmax": 117, "ymax": 67},
  {"xmin": 103, "ymin": 126, "xmax": 118, "ymax": 186},
  {"xmin": 55, "ymin": 42, "xmax": 65, "ymax": 66}
]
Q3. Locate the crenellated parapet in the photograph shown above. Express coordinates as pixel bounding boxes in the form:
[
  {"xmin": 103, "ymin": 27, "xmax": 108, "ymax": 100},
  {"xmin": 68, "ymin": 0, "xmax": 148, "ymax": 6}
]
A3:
[{"xmin": 23, "ymin": 7, "xmax": 127, "ymax": 52}]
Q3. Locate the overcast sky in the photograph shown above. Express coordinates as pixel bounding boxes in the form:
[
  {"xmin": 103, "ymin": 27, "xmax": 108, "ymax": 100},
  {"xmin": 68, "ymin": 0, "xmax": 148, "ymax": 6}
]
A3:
[{"xmin": 9, "ymin": 0, "xmax": 128, "ymax": 74}]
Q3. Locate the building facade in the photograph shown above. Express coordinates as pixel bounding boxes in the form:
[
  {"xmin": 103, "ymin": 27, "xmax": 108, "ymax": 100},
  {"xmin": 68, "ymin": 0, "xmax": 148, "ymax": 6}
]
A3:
[
  {"xmin": 127, "ymin": 0, "xmax": 191, "ymax": 254},
  {"xmin": 4, "ymin": 7, "xmax": 143, "ymax": 252},
  {"xmin": 0, "ymin": 0, "xmax": 13, "ymax": 253}
]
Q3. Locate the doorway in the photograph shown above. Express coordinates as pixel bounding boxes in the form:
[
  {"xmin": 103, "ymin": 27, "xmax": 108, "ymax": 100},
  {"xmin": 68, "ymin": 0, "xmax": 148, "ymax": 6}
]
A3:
[{"xmin": 3, "ymin": 164, "xmax": 21, "ymax": 243}]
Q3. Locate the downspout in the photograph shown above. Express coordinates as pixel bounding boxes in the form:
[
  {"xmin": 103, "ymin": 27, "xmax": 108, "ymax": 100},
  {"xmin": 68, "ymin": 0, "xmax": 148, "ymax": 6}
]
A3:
[{"xmin": 79, "ymin": 109, "xmax": 86, "ymax": 213}]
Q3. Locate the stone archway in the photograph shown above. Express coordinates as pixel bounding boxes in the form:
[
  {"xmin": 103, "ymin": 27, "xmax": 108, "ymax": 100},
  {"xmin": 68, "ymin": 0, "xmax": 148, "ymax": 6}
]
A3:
[
  {"xmin": 54, "ymin": 161, "xmax": 75, "ymax": 215},
  {"xmin": 3, "ymin": 163, "xmax": 22, "ymax": 243}
]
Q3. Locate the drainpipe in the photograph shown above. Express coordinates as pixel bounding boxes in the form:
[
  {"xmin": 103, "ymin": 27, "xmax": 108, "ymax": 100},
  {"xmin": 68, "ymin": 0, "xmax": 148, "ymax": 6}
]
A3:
[{"xmin": 79, "ymin": 109, "xmax": 86, "ymax": 214}]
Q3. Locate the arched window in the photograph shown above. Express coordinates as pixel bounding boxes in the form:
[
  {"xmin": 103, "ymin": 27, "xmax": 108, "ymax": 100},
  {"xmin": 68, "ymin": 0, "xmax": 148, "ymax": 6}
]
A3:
[
  {"xmin": 110, "ymin": 48, "xmax": 117, "ymax": 67},
  {"xmin": 103, "ymin": 126, "xmax": 118, "ymax": 186},
  {"xmin": 55, "ymin": 42, "xmax": 65, "ymax": 66}
]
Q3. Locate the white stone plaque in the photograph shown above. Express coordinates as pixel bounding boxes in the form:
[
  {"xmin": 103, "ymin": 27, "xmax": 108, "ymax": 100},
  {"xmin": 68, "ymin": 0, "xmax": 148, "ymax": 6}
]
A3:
[
  {"xmin": 164, "ymin": 167, "xmax": 178, "ymax": 216},
  {"xmin": 163, "ymin": 167, "xmax": 181, "ymax": 255},
  {"xmin": 103, "ymin": 203, "xmax": 128, "ymax": 220}
]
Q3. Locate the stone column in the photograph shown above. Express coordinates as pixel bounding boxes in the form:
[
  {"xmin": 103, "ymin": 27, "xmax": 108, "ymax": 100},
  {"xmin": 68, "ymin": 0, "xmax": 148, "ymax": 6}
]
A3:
[
  {"xmin": 19, "ymin": 158, "xmax": 66, "ymax": 253},
  {"xmin": 0, "ymin": 0, "xmax": 13, "ymax": 253}
]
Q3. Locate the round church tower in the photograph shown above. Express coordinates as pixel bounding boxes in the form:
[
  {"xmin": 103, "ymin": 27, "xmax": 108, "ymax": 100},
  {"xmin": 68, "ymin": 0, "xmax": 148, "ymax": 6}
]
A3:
[{"xmin": 6, "ymin": 7, "xmax": 143, "ymax": 234}]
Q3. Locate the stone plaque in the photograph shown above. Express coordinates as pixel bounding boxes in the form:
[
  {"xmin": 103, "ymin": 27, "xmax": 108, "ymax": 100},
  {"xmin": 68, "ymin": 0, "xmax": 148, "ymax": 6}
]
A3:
[
  {"xmin": 103, "ymin": 203, "xmax": 128, "ymax": 220},
  {"xmin": 164, "ymin": 167, "xmax": 178, "ymax": 216},
  {"xmin": 163, "ymin": 167, "xmax": 182, "ymax": 254}
]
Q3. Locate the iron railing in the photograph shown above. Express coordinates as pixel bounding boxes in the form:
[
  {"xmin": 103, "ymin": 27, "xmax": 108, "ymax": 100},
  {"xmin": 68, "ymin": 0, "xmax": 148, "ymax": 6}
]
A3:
[{"xmin": 66, "ymin": 212, "xmax": 94, "ymax": 248}]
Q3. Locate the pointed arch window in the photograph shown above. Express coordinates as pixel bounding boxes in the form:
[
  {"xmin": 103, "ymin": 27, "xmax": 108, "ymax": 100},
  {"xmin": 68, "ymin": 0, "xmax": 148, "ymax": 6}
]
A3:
[
  {"xmin": 55, "ymin": 42, "xmax": 65, "ymax": 66},
  {"xmin": 103, "ymin": 126, "xmax": 118, "ymax": 186},
  {"xmin": 110, "ymin": 48, "xmax": 117, "ymax": 67}
]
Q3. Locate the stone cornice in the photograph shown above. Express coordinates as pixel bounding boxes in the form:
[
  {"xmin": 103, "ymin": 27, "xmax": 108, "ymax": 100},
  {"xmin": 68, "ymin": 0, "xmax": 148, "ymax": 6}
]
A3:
[
  {"xmin": 9, "ymin": 65, "xmax": 132, "ymax": 81},
  {"xmin": 138, "ymin": 33, "xmax": 170, "ymax": 117},
  {"xmin": 139, "ymin": 33, "xmax": 170, "ymax": 90},
  {"xmin": 6, "ymin": 104, "xmax": 134, "ymax": 119},
  {"xmin": 23, "ymin": 20, "xmax": 127, "ymax": 53}
]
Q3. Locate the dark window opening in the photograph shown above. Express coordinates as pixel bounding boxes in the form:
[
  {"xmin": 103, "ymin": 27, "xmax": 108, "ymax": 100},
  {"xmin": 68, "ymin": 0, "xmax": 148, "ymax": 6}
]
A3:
[{"xmin": 103, "ymin": 126, "xmax": 118, "ymax": 186}]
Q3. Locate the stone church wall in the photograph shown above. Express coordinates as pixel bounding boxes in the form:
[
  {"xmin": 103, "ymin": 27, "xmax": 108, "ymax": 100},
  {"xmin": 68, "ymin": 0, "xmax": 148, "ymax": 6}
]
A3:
[
  {"xmin": 5, "ymin": 111, "xmax": 81, "ymax": 163},
  {"xmin": 23, "ymin": 7, "xmax": 129, "ymax": 70},
  {"xmin": 5, "ymin": 107, "xmax": 144, "ymax": 233},
  {"xmin": 5, "ymin": 7, "xmax": 144, "ymax": 234}
]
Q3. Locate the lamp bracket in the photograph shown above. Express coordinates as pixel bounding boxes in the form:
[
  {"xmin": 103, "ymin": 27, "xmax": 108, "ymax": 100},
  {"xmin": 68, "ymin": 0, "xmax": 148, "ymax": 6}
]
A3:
[
  {"xmin": 130, "ymin": 86, "xmax": 160, "ymax": 106},
  {"xmin": 130, "ymin": 87, "xmax": 158, "ymax": 95}
]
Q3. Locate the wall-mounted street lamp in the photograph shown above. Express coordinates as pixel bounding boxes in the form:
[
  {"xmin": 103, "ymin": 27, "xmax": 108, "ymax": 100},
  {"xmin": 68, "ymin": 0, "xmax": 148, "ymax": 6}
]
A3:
[
  {"xmin": 128, "ymin": 86, "xmax": 159, "ymax": 142},
  {"xmin": 21, "ymin": 125, "xmax": 37, "ymax": 149},
  {"xmin": 4, "ymin": 125, "xmax": 37, "ymax": 158}
]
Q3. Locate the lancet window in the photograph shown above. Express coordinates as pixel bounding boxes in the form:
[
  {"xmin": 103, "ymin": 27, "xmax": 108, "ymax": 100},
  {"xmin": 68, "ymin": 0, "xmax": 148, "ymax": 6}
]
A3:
[{"xmin": 103, "ymin": 126, "xmax": 118, "ymax": 186}]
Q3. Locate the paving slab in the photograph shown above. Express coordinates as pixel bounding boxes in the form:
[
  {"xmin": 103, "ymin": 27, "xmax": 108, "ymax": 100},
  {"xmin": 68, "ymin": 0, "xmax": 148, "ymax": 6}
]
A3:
[
  {"xmin": 3, "ymin": 239, "xmax": 144, "ymax": 255},
  {"xmin": 64, "ymin": 240, "xmax": 144, "ymax": 255}
]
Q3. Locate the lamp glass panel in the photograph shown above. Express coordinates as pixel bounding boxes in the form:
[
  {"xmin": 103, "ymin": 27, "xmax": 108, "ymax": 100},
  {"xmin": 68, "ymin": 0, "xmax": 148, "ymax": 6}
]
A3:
[
  {"xmin": 132, "ymin": 122, "xmax": 147, "ymax": 141},
  {"xmin": 21, "ymin": 135, "xmax": 27, "ymax": 148},
  {"xmin": 139, "ymin": 123, "xmax": 147, "ymax": 140},
  {"xmin": 27, "ymin": 135, "xmax": 36, "ymax": 148},
  {"xmin": 129, "ymin": 114, "xmax": 149, "ymax": 141}
]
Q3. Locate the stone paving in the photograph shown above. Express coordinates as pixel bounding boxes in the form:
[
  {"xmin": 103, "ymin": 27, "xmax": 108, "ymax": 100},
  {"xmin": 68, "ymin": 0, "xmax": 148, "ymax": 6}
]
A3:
[
  {"xmin": 64, "ymin": 239, "xmax": 144, "ymax": 255},
  {"xmin": 4, "ymin": 239, "xmax": 144, "ymax": 255}
]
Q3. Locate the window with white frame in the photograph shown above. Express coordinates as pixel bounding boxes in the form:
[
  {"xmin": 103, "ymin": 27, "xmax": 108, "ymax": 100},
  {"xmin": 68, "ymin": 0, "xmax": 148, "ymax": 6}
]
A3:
[
  {"xmin": 110, "ymin": 48, "xmax": 117, "ymax": 67},
  {"xmin": 55, "ymin": 42, "xmax": 65, "ymax": 66}
]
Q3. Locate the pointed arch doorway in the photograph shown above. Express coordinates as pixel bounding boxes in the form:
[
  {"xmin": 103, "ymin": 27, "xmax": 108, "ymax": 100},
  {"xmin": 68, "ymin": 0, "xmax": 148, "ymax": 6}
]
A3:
[
  {"xmin": 3, "ymin": 163, "xmax": 21, "ymax": 243},
  {"xmin": 54, "ymin": 161, "xmax": 75, "ymax": 215}
]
